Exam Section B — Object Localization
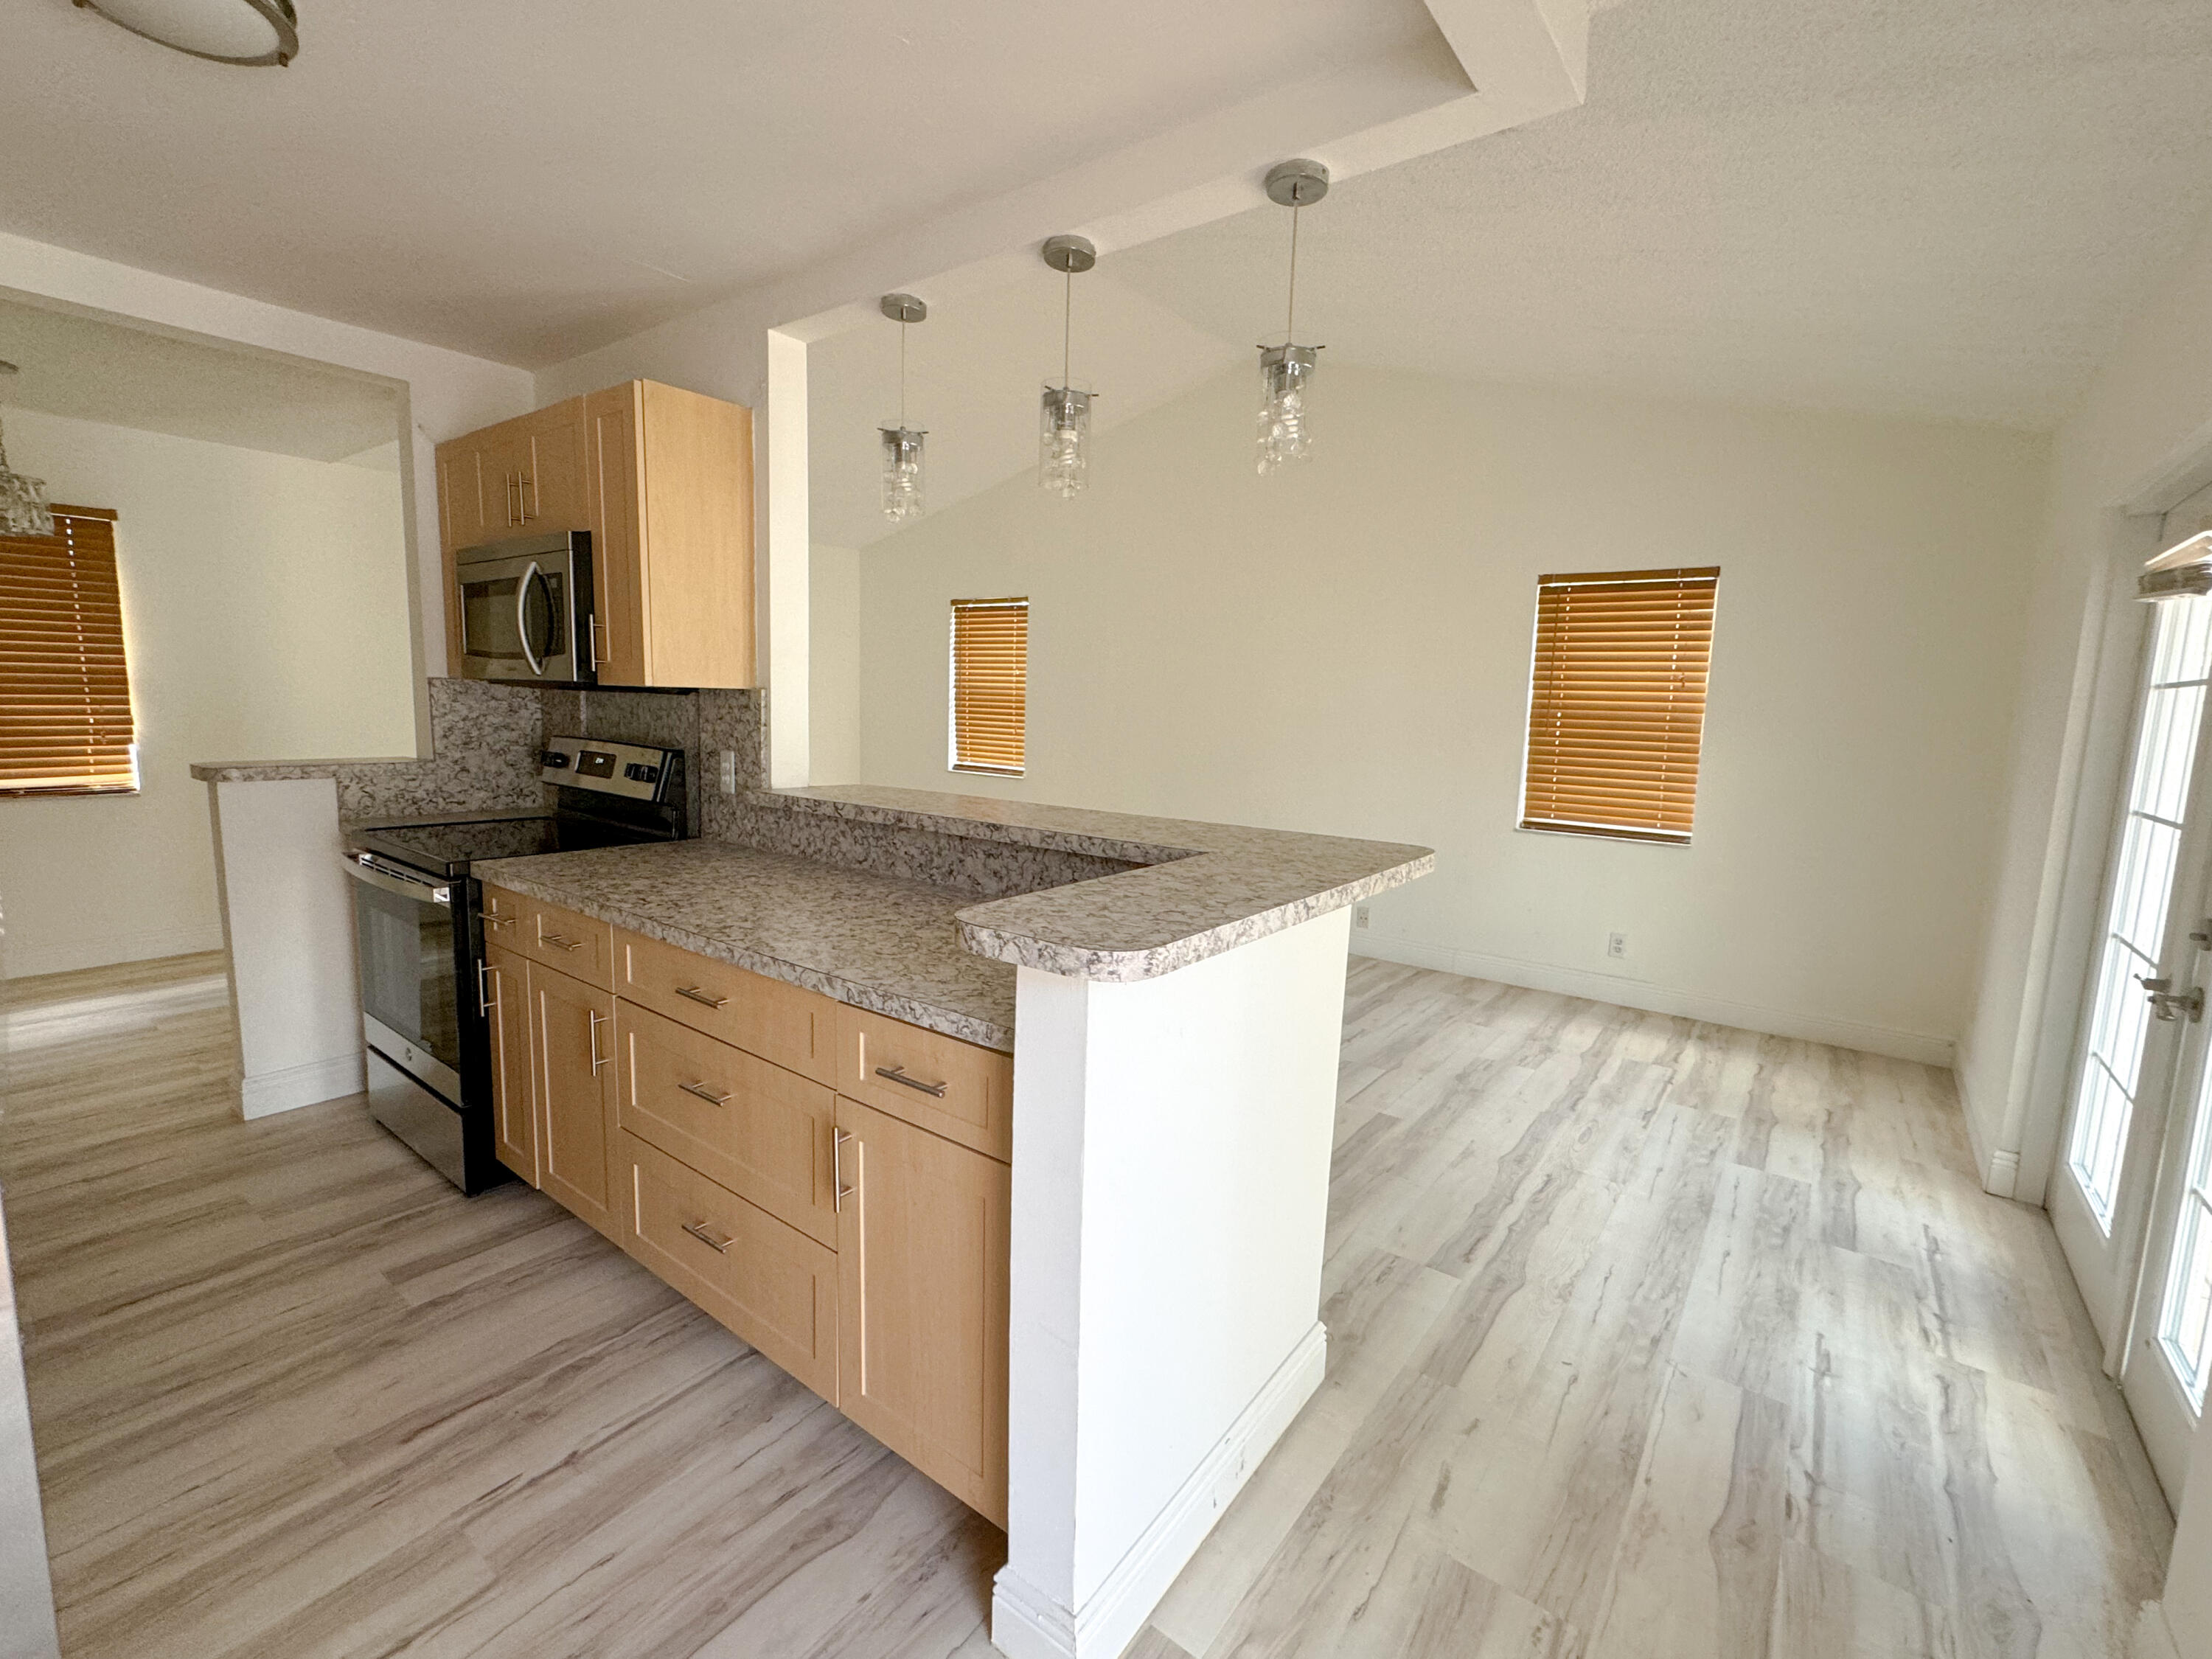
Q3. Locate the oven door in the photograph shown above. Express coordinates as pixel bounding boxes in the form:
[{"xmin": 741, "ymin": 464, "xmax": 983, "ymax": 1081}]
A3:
[
  {"xmin": 344, "ymin": 854, "xmax": 462, "ymax": 1100},
  {"xmin": 455, "ymin": 535, "xmax": 593, "ymax": 683}
]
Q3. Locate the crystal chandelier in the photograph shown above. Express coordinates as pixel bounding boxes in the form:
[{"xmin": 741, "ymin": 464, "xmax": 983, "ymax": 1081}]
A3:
[
  {"xmin": 1256, "ymin": 159, "xmax": 1329, "ymax": 476},
  {"xmin": 0, "ymin": 363, "xmax": 54, "ymax": 538},
  {"xmin": 879, "ymin": 293, "xmax": 928, "ymax": 524},
  {"xmin": 1039, "ymin": 234, "xmax": 1098, "ymax": 498}
]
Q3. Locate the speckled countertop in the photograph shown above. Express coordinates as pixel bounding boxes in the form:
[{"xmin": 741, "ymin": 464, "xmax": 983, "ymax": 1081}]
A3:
[
  {"xmin": 751, "ymin": 787, "xmax": 1434, "ymax": 982},
  {"xmin": 476, "ymin": 840, "xmax": 1019, "ymax": 1051}
]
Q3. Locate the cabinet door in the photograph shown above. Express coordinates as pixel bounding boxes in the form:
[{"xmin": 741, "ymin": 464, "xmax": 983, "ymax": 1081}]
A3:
[
  {"xmin": 473, "ymin": 432, "xmax": 527, "ymax": 536},
  {"xmin": 585, "ymin": 384, "xmax": 647, "ymax": 686},
  {"xmin": 530, "ymin": 961, "xmax": 619, "ymax": 1241},
  {"xmin": 519, "ymin": 400, "xmax": 588, "ymax": 533},
  {"xmin": 486, "ymin": 945, "xmax": 537, "ymax": 1186},
  {"xmin": 835, "ymin": 1096, "xmax": 1009, "ymax": 1526}
]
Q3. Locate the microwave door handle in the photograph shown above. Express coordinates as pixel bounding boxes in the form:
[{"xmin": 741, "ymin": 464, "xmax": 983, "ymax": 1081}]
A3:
[{"xmin": 515, "ymin": 560, "xmax": 544, "ymax": 678}]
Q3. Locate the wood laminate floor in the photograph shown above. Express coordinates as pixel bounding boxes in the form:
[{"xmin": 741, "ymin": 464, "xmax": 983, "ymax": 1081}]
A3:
[{"xmin": 0, "ymin": 953, "xmax": 2172, "ymax": 1658}]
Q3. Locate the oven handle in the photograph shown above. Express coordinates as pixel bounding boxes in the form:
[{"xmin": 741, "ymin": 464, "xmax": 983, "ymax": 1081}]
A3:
[
  {"xmin": 515, "ymin": 560, "xmax": 545, "ymax": 678},
  {"xmin": 342, "ymin": 853, "xmax": 452, "ymax": 907}
]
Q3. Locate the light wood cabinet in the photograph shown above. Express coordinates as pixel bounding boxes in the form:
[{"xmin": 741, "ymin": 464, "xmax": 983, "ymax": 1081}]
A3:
[
  {"xmin": 833, "ymin": 1094, "xmax": 1010, "ymax": 1527},
  {"xmin": 616, "ymin": 928, "xmax": 832, "ymax": 1083},
  {"xmin": 485, "ymin": 942, "xmax": 536, "ymax": 1186},
  {"xmin": 613, "ymin": 998, "xmax": 838, "ymax": 1247},
  {"xmin": 620, "ymin": 1130, "xmax": 839, "ymax": 1399},
  {"xmin": 529, "ymin": 960, "xmax": 620, "ymax": 1243},
  {"xmin": 833, "ymin": 1004, "xmax": 1014, "ymax": 1161},
  {"xmin": 436, "ymin": 379, "xmax": 753, "ymax": 689}
]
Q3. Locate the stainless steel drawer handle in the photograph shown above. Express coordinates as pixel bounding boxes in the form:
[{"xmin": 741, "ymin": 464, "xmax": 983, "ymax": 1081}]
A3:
[
  {"xmin": 681, "ymin": 1220, "xmax": 733, "ymax": 1253},
  {"xmin": 833, "ymin": 1127, "xmax": 854, "ymax": 1212},
  {"xmin": 675, "ymin": 986, "xmax": 728, "ymax": 1009},
  {"xmin": 588, "ymin": 1009, "xmax": 609, "ymax": 1074},
  {"xmin": 679, "ymin": 1080, "xmax": 731, "ymax": 1106},
  {"xmin": 486, "ymin": 914, "xmax": 515, "ymax": 930},
  {"xmin": 541, "ymin": 932, "xmax": 583, "ymax": 952},
  {"xmin": 874, "ymin": 1065, "xmax": 947, "ymax": 1098},
  {"xmin": 476, "ymin": 961, "xmax": 496, "ymax": 1018}
]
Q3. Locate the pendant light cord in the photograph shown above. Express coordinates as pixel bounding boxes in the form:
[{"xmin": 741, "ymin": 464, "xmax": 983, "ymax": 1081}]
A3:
[
  {"xmin": 899, "ymin": 320, "xmax": 908, "ymax": 428},
  {"xmin": 1063, "ymin": 270, "xmax": 1073, "ymax": 388},
  {"xmin": 1286, "ymin": 204, "xmax": 1301, "ymax": 343}
]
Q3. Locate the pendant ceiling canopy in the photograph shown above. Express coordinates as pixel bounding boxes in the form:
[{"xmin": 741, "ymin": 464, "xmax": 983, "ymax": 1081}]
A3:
[{"xmin": 74, "ymin": 0, "xmax": 299, "ymax": 66}]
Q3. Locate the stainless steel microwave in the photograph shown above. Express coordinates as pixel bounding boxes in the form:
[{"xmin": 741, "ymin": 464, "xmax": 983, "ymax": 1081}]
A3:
[{"xmin": 455, "ymin": 532, "xmax": 597, "ymax": 684}]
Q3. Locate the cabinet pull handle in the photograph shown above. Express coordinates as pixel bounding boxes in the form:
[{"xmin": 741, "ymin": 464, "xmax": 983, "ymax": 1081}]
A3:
[
  {"xmin": 588, "ymin": 614, "xmax": 605, "ymax": 668},
  {"xmin": 675, "ymin": 985, "xmax": 728, "ymax": 1009},
  {"xmin": 521, "ymin": 470, "xmax": 538, "ymax": 522},
  {"xmin": 833, "ymin": 1127, "xmax": 854, "ymax": 1211},
  {"xmin": 506, "ymin": 471, "xmax": 520, "ymax": 526},
  {"xmin": 588, "ymin": 1009, "xmax": 608, "ymax": 1074},
  {"xmin": 679, "ymin": 1080, "xmax": 731, "ymax": 1106},
  {"xmin": 476, "ymin": 961, "xmax": 496, "ymax": 1018},
  {"xmin": 541, "ymin": 932, "xmax": 582, "ymax": 952},
  {"xmin": 487, "ymin": 914, "xmax": 515, "ymax": 930},
  {"xmin": 681, "ymin": 1219, "xmax": 733, "ymax": 1253},
  {"xmin": 875, "ymin": 1064, "xmax": 947, "ymax": 1098}
]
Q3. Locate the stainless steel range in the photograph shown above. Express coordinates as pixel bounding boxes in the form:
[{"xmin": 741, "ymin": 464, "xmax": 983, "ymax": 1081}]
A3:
[{"xmin": 341, "ymin": 735, "xmax": 686, "ymax": 1191}]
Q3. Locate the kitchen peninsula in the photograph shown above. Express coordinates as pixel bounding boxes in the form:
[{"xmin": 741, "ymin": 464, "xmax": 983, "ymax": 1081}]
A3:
[{"xmin": 195, "ymin": 739, "xmax": 1430, "ymax": 1659}]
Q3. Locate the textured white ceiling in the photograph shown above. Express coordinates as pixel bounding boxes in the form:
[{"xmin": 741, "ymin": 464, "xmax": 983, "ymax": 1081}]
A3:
[
  {"xmin": 0, "ymin": 294, "xmax": 400, "ymax": 462},
  {"xmin": 0, "ymin": 0, "xmax": 1442, "ymax": 368},
  {"xmin": 1105, "ymin": 0, "xmax": 2212, "ymax": 428}
]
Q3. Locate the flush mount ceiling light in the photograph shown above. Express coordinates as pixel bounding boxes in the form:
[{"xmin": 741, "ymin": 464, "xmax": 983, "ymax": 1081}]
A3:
[
  {"xmin": 1256, "ymin": 159, "xmax": 1328, "ymax": 476},
  {"xmin": 880, "ymin": 293, "xmax": 928, "ymax": 525},
  {"xmin": 0, "ymin": 361, "xmax": 56, "ymax": 539},
  {"xmin": 74, "ymin": 0, "xmax": 299, "ymax": 66},
  {"xmin": 1039, "ymin": 234, "xmax": 1098, "ymax": 499}
]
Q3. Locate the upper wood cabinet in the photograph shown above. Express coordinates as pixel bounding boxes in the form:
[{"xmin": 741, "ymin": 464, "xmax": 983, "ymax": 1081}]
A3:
[{"xmin": 434, "ymin": 379, "xmax": 754, "ymax": 690}]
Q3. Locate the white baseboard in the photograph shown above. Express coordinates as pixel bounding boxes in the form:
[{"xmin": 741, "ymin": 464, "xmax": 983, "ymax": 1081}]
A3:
[
  {"xmin": 3, "ymin": 924, "xmax": 225, "ymax": 981},
  {"xmin": 1352, "ymin": 931, "xmax": 1956, "ymax": 1068},
  {"xmin": 238, "ymin": 1051, "xmax": 365, "ymax": 1120},
  {"xmin": 992, "ymin": 1324, "xmax": 1326, "ymax": 1659},
  {"xmin": 2135, "ymin": 1601, "xmax": 2183, "ymax": 1659}
]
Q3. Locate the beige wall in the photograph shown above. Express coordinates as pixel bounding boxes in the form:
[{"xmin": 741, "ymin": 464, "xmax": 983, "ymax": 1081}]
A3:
[
  {"xmin": 850, "ymin": 364, "xmax": 2048, "ymax": 1060},
  {"xmin": 810, "ymin": 543, "xmax": 862, "ymax": 785},
  {"xmin": 0, "ymin": 409, "xmax": 414, "ymax": 978}
]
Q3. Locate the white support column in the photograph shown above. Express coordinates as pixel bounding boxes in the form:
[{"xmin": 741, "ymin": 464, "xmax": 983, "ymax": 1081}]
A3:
[
  {"xmin": 765, "ymin": 327, "xmax": 811, "ymax": 789},
  {"xmin": 993, "ymin": 910, "xmax": 1352, "ymax": 1659}
]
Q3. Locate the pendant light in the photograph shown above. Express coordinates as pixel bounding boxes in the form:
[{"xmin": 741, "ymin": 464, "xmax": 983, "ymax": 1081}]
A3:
[
  {"xmin": 879, "ymin": 293, "xmax": 927, "ymax": 524},
  {"xmin": 1256, "ymin": 159, "xmax": 1329, "ymax": 475},
  {"xmin": 73, "ymin": 0, "xmax": 299, "ymax": 66},
  {"xmin": 0, "ymin": 362, "xmax": 55, "ymax": 539},
  {"xmin": 1039, "ymin": 234, "xmax": 1098, "ymax": 498}
]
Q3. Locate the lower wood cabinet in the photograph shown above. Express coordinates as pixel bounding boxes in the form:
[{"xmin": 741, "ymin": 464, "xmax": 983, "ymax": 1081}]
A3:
[
  {"xmin": 619, "ymin": 1130, "xmax": 840, "ymax": 1399},
  {"xmin": 834, "ymin": 1094, "xmax": 1009, "ymax": 1526},
  {"xmin": 529, "ymin": 961, "xmax": 621, "ymax": 1243},
  {"xmin": 485, "ymin": 943, "xmax": 536, "ymax": 1185}
]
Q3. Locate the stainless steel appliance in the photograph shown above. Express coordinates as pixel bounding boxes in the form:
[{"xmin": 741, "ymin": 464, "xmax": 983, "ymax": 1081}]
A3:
[
  {"xmin": 455, "ymin": 531, "xmax": 597, "ymax": 684},
  {"xmin": 343, "ymin": 735, "xmax": 686, "ymax": 1192}
]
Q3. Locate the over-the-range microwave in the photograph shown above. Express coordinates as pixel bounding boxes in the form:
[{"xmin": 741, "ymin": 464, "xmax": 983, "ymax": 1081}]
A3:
[{"xmin": 454, "ymin": 531, "xmax": 598, "ymax": 684}]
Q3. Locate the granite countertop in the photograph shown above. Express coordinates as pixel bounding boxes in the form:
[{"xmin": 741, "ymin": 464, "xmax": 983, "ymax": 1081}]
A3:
[
  {"xmin": 191, "ymin": 758, "xmax": 420, "ymax": 781},
  {"xmin": 753, "ymin": 786, "xmax": 1433, "ymax": 981},
  {"xmin": 476, "ymin": 840, "xmax": 1018, "ymax": 1051}
]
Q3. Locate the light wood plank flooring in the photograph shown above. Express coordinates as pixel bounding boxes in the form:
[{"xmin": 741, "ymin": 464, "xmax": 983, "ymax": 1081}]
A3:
[{"xmin": 0, "ymin": 953, "xmax": 2172, "ymax": 1658}]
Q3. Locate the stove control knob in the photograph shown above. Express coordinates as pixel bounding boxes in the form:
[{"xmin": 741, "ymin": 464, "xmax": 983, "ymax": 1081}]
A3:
[
  {"xmin": 540, "ymin": 750, "xmax": 571, "ymax": 768},
  {"xmin": 624, "ymin": 762, "xmax": 660, "ymax": 784}
]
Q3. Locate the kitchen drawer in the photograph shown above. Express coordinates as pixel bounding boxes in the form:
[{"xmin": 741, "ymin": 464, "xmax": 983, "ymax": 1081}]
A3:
[
  {"xmin": 484, "ymin": 885, "xmax": 615, "ymax": 990},
  {"xmin": 832, "ymin": 1004, "xmax": 1012, "ymax": 1162},
  {"xmin": 616, "ymin": 928, "xmax": 832, "ymax": 1083},
  {"xmin": 613, "ymin": 1000, "xmax": 838, "ymax": 1247},
  {"xmin": 619, "ymin": 1130, "xmax": 838, "ymax": 1401}
]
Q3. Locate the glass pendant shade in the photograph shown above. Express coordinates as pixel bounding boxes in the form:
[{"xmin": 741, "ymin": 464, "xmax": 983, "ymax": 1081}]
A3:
[
  {"xmin": 880, "ymin": 425, "xmax": 925, "ymax": 523},
  {"xmin": 79, "ymin": 0, "xmax": 299, "ymax": 64},
  {"xmin": 0, "ymin": 417, "xmax": 55, "ymax": 538},
  {"xmin": 1256, "ymin": 345, "xmax": 1318, "ymax": 475},
  {"xmin": 1039, "ymin": 384, "xmax": 1092, "ymax": 498}
]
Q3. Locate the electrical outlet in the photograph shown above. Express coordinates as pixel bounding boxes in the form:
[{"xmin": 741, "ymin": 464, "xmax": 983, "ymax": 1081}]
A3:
[
  {"xmin": 1607, "ymin": 930, "xmax": 1628, "ymax": 961},
  {"xmin": 1354, "ymin": 905, "xmax": 1371, "ymax": 930},
  {"xmin": 718, "ymin": 750, "xmax": 737, "ymax": 796}
]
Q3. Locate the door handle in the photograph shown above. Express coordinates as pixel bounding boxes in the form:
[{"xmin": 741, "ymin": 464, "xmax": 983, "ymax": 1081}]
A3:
[
  {"xmin": 515, "ymin": 560, "xmax": 545, "ymax": 677},
  {"xmin": 476, "ymin": 961, "xmax": 496, "ymax": 1018},
  {"xmin": 2138, "ymin": 975, "xmax": 2205, "ymax": 1022},
  {"xmin": 520, "ymin": 470, "xmax": 537, "ymax": 523},
  {"xmin": 678, "ymin": 1080, "xmax": 731, "ymax": 1106},
  {"xmin": 874, "ymin": 1064, "xmax": 947, "ymax": 1098},
  {"xmin": 681, "ymin": 1219, "xmax": 733, "ymax": 1253},
  {"xmin": 506, "ymin": 471, "xmax": 520, "ymax": 526},
  {"xmin": 674, "ymin": 985, "xmax": 728, "ymax": 1009},
  {"xmin": 588, "ymin": 1009, "xmax": 609, "ymax": 1072},
  {"xmin": 833, "ymin": 1127, "xmax": 854, "ymax": 1212}
]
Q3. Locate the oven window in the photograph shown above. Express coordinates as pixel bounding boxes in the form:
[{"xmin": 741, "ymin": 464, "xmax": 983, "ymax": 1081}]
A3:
[
  {"xmin": 461, "ymin": 569, "xmax": 566, "ymax": 664},
  {"xmin": 353, "ymin": 879, "xmax": 459, "ymax": 1073}
]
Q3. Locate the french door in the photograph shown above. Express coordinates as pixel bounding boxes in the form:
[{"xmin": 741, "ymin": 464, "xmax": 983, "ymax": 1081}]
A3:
[{"xmin": 2053, "ymin": 584, "xmax": 2212, "ymax": 1503}]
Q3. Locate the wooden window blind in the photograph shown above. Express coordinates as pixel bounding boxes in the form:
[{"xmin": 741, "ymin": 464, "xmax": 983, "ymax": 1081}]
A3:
[
  {"xmin": 1520, "ymin": 566, "xmax": 1718, "ymax": 844},
  {"xmin": 1, "ymin": 507, "xmax": 138, "ymax": 796},
  {"xmin": 949, "ymin": 598, "xmax": 1028, "ymax": 776}
]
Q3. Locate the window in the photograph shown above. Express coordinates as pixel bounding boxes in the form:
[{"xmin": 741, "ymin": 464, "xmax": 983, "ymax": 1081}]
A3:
[
  {"xmin": 949, "ymin": 597, "xmax": 1028, "ymax": 776},
  {"xmin": 1, "ymin": 506, "xmax": 137, "ymax": 797},
  {"xmin": 1519, "ymin": 566, "xmax": 1718, "ymax": 844}
]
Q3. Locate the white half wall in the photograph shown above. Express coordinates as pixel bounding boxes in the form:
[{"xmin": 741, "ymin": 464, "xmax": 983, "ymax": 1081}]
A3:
[
  {"xmin": 0, "ymin": 411, "xmax": 414, "ymax": 978},
  {"xmin": 854, "ymin": 365, "xmax": 2048, "ymax": 1062},
  {"xmin": 1958, "ymin": 206, "xmax": 2212, "ymax": 1204},
  {"xmin": 810, "ymin": 544, "xmax": 862, "ymax": 785}
]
